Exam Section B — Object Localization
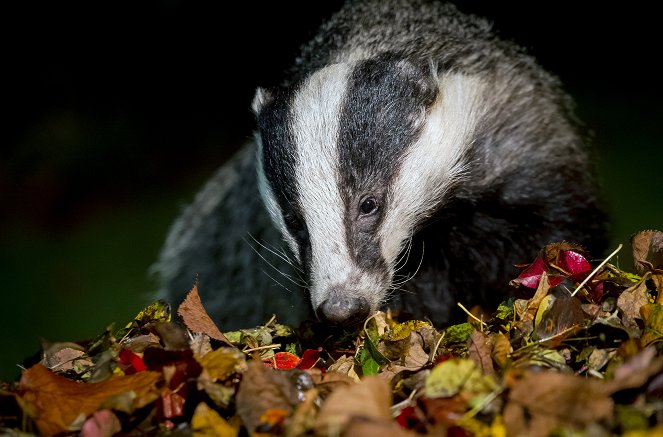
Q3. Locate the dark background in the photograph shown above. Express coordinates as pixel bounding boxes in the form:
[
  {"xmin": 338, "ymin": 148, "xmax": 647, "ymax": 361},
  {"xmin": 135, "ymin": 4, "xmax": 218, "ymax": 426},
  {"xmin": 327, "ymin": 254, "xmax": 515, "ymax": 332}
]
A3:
[{"xmin": 1, "ymin": 1, "xmax": 661, "ymax": 380}]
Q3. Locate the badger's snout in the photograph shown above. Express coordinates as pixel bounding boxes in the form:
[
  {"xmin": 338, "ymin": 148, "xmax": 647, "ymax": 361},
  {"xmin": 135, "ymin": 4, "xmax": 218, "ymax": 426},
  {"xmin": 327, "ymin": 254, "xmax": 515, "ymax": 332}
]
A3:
[{"xmin": 315, "ymin": 289, "xmax": 371, "ymax": 326}]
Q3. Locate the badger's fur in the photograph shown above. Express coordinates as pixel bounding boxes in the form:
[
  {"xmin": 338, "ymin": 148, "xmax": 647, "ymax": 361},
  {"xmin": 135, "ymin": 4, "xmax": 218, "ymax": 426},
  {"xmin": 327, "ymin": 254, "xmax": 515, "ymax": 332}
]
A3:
[{"xmin": 153, "ymin": 0, "xmax": 607, "ymax": 328}]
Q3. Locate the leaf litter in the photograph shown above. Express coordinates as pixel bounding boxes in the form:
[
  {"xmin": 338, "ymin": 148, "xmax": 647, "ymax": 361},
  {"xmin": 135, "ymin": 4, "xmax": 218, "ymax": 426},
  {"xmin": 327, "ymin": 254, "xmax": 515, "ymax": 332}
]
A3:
[{"xmin": 1, "ymin": 230, "xmax": 663, "ymax": 436}]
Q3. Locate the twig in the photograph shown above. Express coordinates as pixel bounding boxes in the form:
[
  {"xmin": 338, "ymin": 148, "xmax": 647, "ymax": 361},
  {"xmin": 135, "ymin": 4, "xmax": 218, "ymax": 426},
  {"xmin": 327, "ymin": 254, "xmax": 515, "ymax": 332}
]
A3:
[
  {"xmin": 457, "ymin": 302, "xmax": 488, "ymax": 329},
  {"xmin": 571, "ymin": 243, "xmax": 623, "ymax": 297}
]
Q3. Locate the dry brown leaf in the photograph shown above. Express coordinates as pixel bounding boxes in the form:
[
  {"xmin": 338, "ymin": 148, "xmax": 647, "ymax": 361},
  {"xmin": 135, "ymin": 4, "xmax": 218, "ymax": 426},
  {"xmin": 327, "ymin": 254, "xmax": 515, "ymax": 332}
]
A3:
[
  {"xmin": 235, "ymin": 360, "xmax": 305, "ymax": 433},
  {"xmin": 307, "ymin": 368, "xmax": 355, "ymax": 400},
  {"xmin": 632, "ymin": 230, "xmax": 663, "ymax": 275},
  {"xmin": 16, "ymin": 364, "xmax": 160, "ymax": 436},
  {"xmin": 178, "ymin": 280, "xmax": 231, "ymax": 345},
  {"xmin": 380, "ymin": 332, "xmax": 431, "ymax": 382},
  {"xmin": 41, "ymin": 343, "xmax": 88, "ymax": 372},
  {"xmin": 504, "ymin": 370, "xmax": 613, "ymax": 437},
  {"xmin": 534, "ymin": 293, "xmax": 586, "ymax": 345},
  {"xmin": 343, "ymin": 417, "xmax": 419, "ymax": 437},
  {"xmin": 491, "ymin": 332, "xmax": 512, "ymax": 370},
  {"xmin": 617, "ymin": 274, "xmax": 651, "ymax": 332},
  {"xmin": 606, "ymin": 346, "xmax": 663, "ymax": 393},
  {"xmin": 326, "ymin": 355, "xmax": 360, "ymax": 382},
  {"xmin": 515, "ymin": 271, "xmax": 551, "ymax": 323},
  {"xmin": 468, "ymin": 330, "xmax": 495, "ymax": 375},
  {"xmin": 286, "ymin": 388, "xmax": 319, "ymax": 437},
  {"xmin": 315, "ymin": 376, "xmax": 392, "ymax": 436}
]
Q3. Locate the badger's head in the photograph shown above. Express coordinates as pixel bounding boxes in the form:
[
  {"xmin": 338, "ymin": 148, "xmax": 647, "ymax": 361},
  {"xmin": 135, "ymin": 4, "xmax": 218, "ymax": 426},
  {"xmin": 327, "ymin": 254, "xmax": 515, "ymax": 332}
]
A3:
[{"xmin": 252, "ymin": 57, "xmax": 485, "ymax": 326}]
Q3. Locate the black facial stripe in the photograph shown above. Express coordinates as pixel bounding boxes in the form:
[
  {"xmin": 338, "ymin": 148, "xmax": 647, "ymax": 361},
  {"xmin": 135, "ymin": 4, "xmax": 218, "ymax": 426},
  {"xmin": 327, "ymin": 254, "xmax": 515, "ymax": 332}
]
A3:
[
  {"xmin": 337, "ymin": 56, "xmax": 439, "ymax": 268},
  {"xmin": 257, "ymin": 87, "xmax": 300, "ymax": 221}
]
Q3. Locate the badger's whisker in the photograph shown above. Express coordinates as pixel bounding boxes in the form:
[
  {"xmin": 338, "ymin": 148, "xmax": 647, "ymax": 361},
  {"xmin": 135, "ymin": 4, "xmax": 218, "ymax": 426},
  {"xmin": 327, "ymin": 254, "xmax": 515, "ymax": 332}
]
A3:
[
  {"xmin": 391, "ymin": 241, "xmax": 425, "ymax": 288},
  {"xmin": 259, "ymin": 268, "xmax": 295, "ymax": 294},
  {"xmin": 246, "ymin": 233, "xmax": 304, "ymax": 274},
  {"xmin": 393, "ymin": 235, "xmax": 414, "ymax": 272},
  {"xmin": 246, "ymin": 237, "xmax": 308, "ymax": 288}
]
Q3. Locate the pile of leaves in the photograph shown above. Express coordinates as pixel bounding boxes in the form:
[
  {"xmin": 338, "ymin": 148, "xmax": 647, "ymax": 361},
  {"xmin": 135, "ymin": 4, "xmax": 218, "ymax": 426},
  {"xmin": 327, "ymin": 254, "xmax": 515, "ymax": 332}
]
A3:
[{"xmin": 1, "ymin": 230, "xmax": 662, "ymax": 437}]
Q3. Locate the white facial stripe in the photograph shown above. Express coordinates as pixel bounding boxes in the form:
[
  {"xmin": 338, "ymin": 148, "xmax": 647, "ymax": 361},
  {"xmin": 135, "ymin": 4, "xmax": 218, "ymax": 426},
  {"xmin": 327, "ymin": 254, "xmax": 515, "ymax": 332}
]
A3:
[
  {"xmin": 290, "ymin": 64, "xmax": 354, "ymax": 306},
  {"xmin": 380, "ymin": 73, "xmax": 487, "ymax": 263}
]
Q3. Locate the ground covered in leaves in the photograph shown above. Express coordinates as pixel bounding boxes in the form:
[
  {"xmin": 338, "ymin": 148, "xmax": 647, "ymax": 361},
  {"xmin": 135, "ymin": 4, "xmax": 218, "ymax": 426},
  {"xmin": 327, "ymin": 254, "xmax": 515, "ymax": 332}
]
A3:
[{"xmin": 1, "ymin": 230, "xmax": 662, "ymax": 437}]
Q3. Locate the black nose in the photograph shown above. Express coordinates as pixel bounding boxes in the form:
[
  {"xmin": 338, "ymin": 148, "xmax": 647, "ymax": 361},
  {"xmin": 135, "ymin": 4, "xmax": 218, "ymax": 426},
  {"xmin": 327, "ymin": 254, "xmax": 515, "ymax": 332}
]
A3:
[{"xmin": 316, "ymin": 295, "xmax": 370, "ymax": 326}]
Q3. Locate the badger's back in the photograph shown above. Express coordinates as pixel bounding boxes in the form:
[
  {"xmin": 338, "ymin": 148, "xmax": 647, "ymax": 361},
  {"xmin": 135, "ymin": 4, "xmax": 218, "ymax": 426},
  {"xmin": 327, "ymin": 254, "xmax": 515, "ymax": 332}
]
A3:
[{"xmin": 154, "ymin": 0, "xmax": 608, "ymax": 328}]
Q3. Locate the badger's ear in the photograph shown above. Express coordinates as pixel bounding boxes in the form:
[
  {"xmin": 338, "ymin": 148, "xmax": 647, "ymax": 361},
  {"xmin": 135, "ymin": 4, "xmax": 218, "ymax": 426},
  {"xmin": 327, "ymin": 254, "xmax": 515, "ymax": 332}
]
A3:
[{"xmin": 251, "ymin": 87, "xmax": 273, "ymax": 115}]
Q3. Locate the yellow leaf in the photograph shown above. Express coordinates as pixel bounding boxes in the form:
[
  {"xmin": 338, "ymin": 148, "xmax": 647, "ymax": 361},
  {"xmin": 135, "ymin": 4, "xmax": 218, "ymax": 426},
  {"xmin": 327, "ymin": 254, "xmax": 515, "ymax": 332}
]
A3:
[
  {"xmin": 425, "ymin": 358, "xmax": 498, "ymax": 399},
  {"xmin": 191, "ymin": 402, "xmax": 238, "ymax": 437},
  {"xmin": 198, "ymin": 347, "xmax": 247, "ymax": 382}
]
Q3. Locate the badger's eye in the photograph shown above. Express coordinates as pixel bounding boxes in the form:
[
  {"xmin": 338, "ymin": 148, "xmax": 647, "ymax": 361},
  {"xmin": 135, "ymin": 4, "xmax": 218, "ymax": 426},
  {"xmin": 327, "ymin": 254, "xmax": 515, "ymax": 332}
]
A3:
[{"xmin": 359, "ymin": 197, "xmax": 379, "ymax": 215}]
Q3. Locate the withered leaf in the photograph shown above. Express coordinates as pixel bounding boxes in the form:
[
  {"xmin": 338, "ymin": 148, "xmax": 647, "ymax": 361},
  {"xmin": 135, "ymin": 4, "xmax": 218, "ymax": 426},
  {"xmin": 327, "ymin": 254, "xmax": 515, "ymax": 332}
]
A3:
[
  {"xmin": 286, "ymin": 388, "xmax": 319, "ymax": 437},
  {"xmin": 41, "ymin": 345, "xmax": 88, "ymax": 373},
  {"xmin": 606, "ymin": 346, "xmax": 663, "ymax": 393},
  {"xmin": 235, "ymin": 360, "xmax": 305, "ymax": 433},
  {"xmin": 325, "ymin": 355, "xmax": 360, "ymax": 383},
  {"xmin": 468, "ymin": 330, "xmax": 495, "ymax": 375},
  {"xmin": 632, "ymin": 230, "xmax": 663, "ymax": 275},
  {"xmin": 491, "ymin": 332, "xmax": 512, "ymax": 370},
  {"xmin": 425, "ymin": 358, "xmax": 497, "ymax": 399},
  {"xmin": 315, "ymin": 376, "xmax": 392, "ymax": 435},
  {"xmin": 534, "ymin": 292, "xmax": 586, "ymax": 345},
  {"xmin": 191, "ymin": 402, "xmax": 238, "ymax": 437},
  {"xmin": 640, "ymin": 304, "xmax": 663, "ymax": 347},
  {"xmin": 178, "ymin": 280, "xmax": 231, "ymax": 345},
  {"xmin": 514, "ymin": 271, "xmax": 551, "ymax": 325},
  {"xmin": 16, "ymin": 364, "xmax": 160, "ymax": 436},
  {"xmin": 504, "ymin": 370, "xmax": 612, "ymax": 437},
  {"xmin": 617, "ymin": 274, "xmax": 651, "ymax": 332}
]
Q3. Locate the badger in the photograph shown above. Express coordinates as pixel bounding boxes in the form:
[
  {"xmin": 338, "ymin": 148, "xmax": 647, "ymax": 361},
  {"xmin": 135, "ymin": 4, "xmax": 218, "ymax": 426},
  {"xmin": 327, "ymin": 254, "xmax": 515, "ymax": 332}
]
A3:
[{"xmin": 153, "ymin": 0, "xmax": 608, "ymax": 328}]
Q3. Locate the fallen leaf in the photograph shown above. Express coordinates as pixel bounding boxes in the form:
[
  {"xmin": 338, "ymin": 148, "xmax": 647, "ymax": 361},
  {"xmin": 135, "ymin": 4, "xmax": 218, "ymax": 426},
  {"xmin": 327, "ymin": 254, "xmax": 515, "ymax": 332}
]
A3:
[
  {"xmin": 16, "ymin": 364, "xmax": 160, "ymax": 436},
  {"xmin": 607, "ymin": 346, "xmax": 663, "ymax": 393},
  {"xmin": 425, "ymin": 358, "xmax": 497, "ymax": 399},
  {"xmin": 116, "ymin": 300, "xmax": 171, "ymax": 340},
  {"xmin": 534, "ymin": 292, "xmax": 586, "ymax": 346},
  {"xmin": 286, "ymin": 388, "xmax": 319, "ymax": 437},
  {"xmin": 315, "ymin": 376, "xmax": 392, "ymax": 435},
  {"xmin": 198, "ymin": 347, "xmax": 247, "ymax": 381},
  {"xmin": 178, "ymin": 280, "xmax": 231, "ymax": 345},
  {"xmin": 617, "ymin": 275, "xmax": 651, "ymax": 332},
  {"xmin": 640, "ymin": 304, "xmax": 663, "ymax": 347},
  {"xmin": 632, "ymin": 230, "xmax": 663, "ymax": 275},
  {"xmin": 297, "ymin": 347, "xmax": 323, "ymax": 370},
  {"xmin": 235, "ymin": 360, "xmax": 308, "ymax": 433},
  {"xmin": 117, "ymin": 348, "xmax": 147, "ymax": 374},
  {"xmin": 503, "ymin": 370, "xmax": 612, "ymax": 437},
  {"xmin": 468, "ymin": 330, "xmax": 495, "ymax": 375},
  {"xmin": 512, "ymin": 256, "xmax": 548, "ymax": 289},
  {"xmin": 264, "ymin": 352, "xmax": 301, "ymax": 370},
  {"xmin": 160, "ymin": 387, "xmax": 186, "ymax": 419},
  {"xmin": 491, "ymin": 332, "xmax": 512, "ymax": 370},
  {"xmin": 191, "ymin": 402, "xmax": 238, "ymax": 437},
  {"xmin": 325, "ymin": 355, "xmax": 360, "ymax": 383},
  {"xmin": 80, "ymin": 410, "xmax": 121, "ymax": 437},
  {"xmin": 40, "ymin": 343, "xmax": 88, "ymax": 373}
]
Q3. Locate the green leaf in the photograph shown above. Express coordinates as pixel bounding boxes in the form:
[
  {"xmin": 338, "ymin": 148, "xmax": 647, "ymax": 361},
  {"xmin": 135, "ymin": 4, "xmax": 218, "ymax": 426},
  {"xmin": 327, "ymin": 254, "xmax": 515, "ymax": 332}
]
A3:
[
  {"xmin": 358, "ymin": 347, "xmax": 380, "ymax": 376},
  {"xmin": 444, "ymin": 323, "xmax": 474, "ymax": 345},
  {"xmin": 494, "ymin": 298, "xmax": 515, "ymax": 321}
]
